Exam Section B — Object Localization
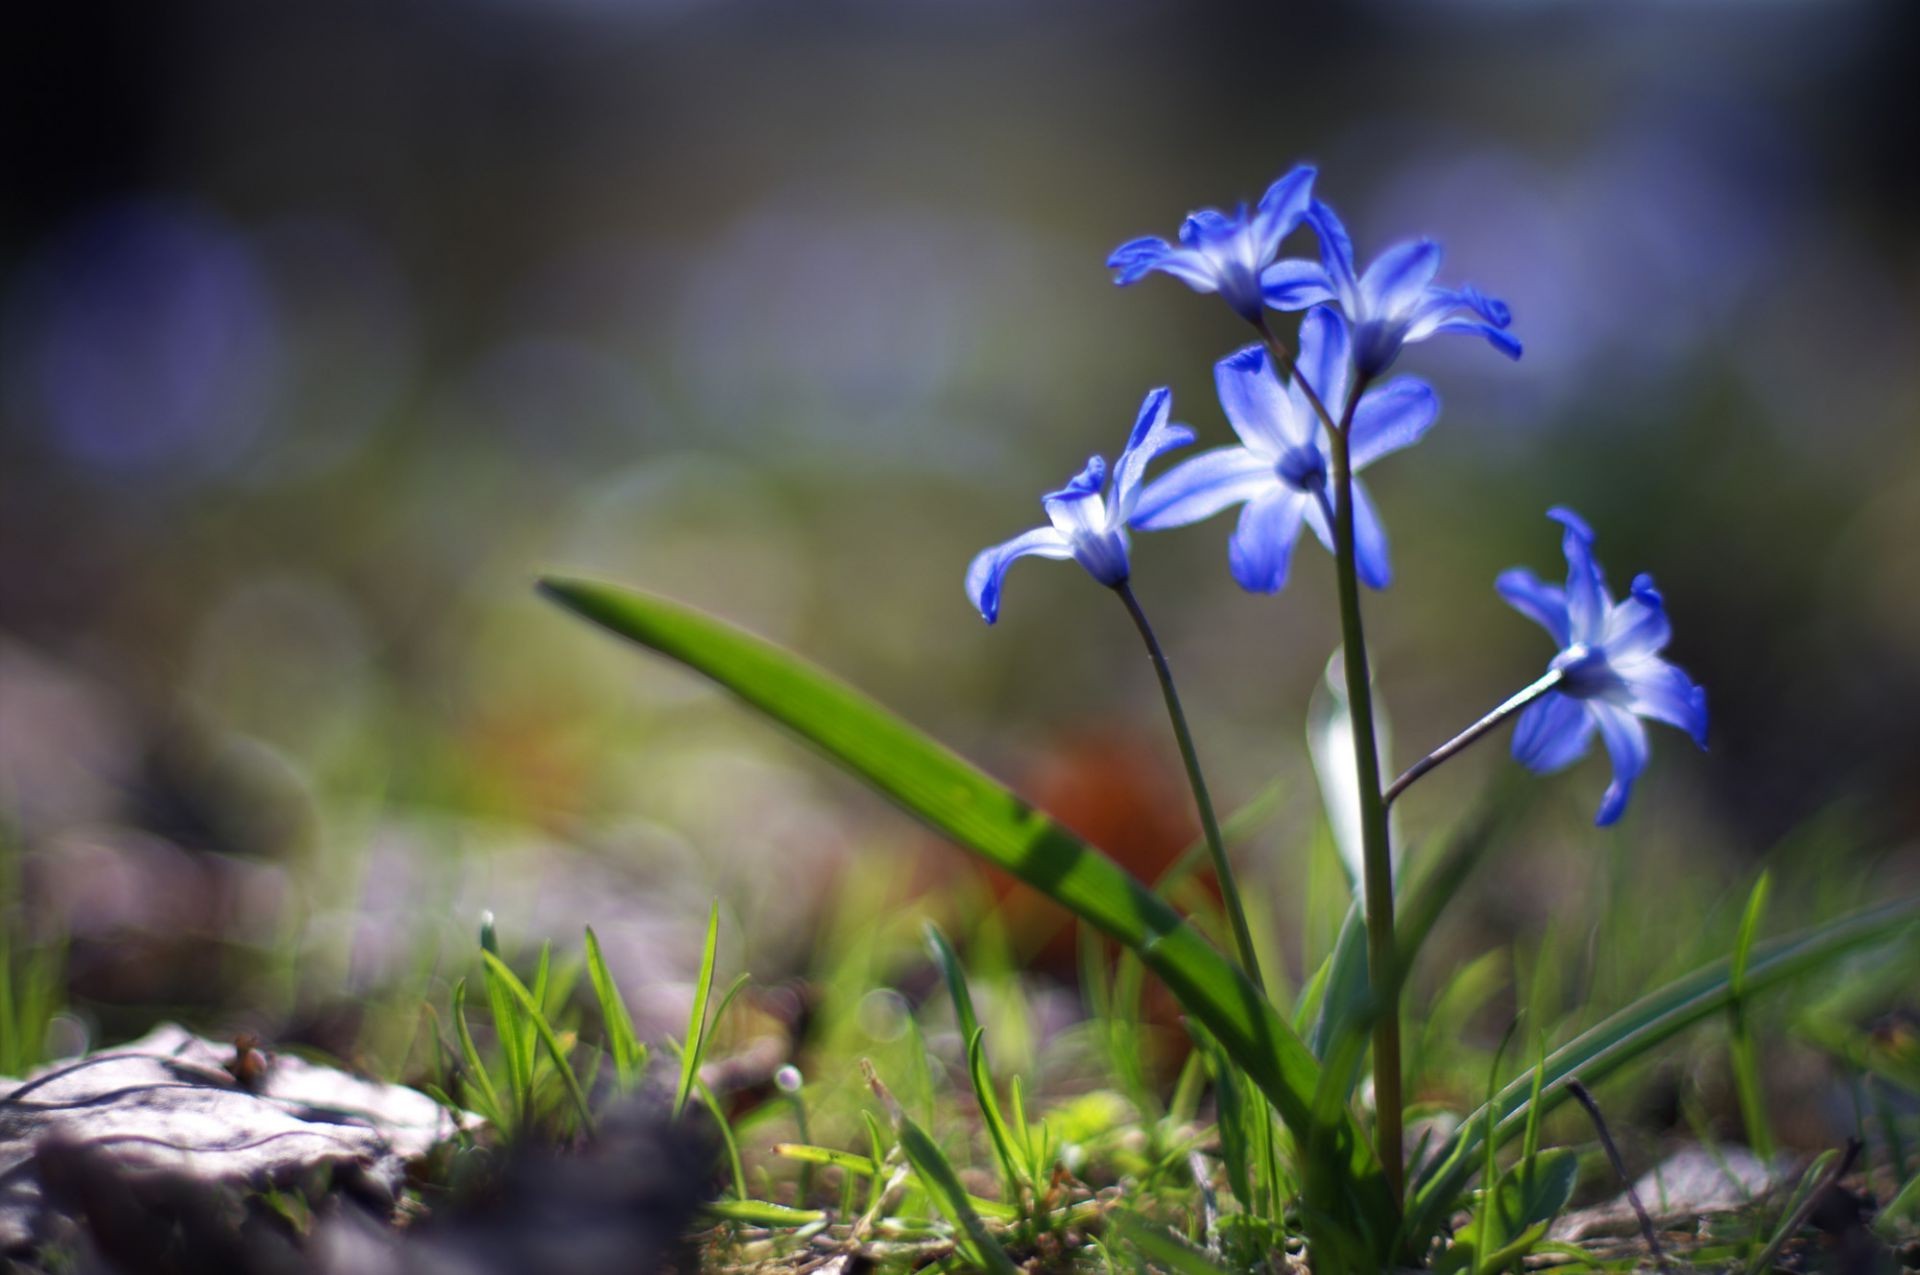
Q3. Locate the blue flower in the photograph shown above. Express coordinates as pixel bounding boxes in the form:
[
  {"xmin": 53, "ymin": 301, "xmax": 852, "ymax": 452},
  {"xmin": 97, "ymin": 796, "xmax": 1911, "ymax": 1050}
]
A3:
[
  {"xmin": 1499, "ymin": 508, "xmax": 1709, "ymax": 826},
  {"xmin": 1263, "ymin": 198, "xmax": 1521, "ymax": 377},
  {"xmin": 966, "ymin": 388, "xmax": 1194, "ymax": 623},
  {"xmin": 1107, "ymin": 166, "xmax": 1316, "ymax": 322},
  {"xmin": 1130, "ymin": 309, "xmax": 1438, "ymax": 595}
]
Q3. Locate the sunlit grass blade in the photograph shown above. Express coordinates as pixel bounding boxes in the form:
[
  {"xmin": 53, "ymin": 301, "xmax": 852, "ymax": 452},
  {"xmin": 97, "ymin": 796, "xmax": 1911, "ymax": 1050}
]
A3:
[
  {"xmin": 480, "ymin": 950, "xmax": 595, "ymax": 1136},
  {"xmin": 449, "ymin": 978, "xmax": 506, "ymax": 1132},
  {"xmin": 702, "ymin": 1199, "xmax": 828, "ymax": 1227},
  {"xmin": 1408, "ymin": 894, "xmax": 1920, "ymax": 1241},
  {"xmin": 967, "ymin": 1028, "xmax": 1029, "ymax": 1206},
  {"xmin": 674, "ymin": 902, "xmax": 721, "ymax": 1120},
  {"xmin": 775, "ymin": 1143, "xmax": 881, "ymax": 1177},
  {"xmin": 541, "ymin": 576, "xmax": 1395, "ymax": 1236},
  {"xmin": 479, "ymin": 927, "xmax": 530, "ymax": 1120},
  {"xmin": 694, "ymin": 1072, "xmax": 748, "ymax": 1200},
  {"xmin": 895, "ymin": 1111, "xmax": 1019, "ymax": 1275},
  {"xmin": 925, "ymin": 922, "xmax": 982, "ymax": 1046},
  {"xmin": 583, "ymin": 925, "xmax": 645, "ymax": 1088}
]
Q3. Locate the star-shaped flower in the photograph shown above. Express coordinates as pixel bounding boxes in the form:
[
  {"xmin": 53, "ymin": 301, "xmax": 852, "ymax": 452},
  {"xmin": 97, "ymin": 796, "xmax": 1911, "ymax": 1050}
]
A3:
[
  {"xmin": 1499, "ymin": 508, "xmax": 1709, "ymax": 825},
  {"xmin": 966, "ymin": 388, "xmax": 1194, "ymax": 623},
  {"xmin": 1129, "ymin": 308, "xmax": 1439, "ymax": 594},
  {"xmin": 1263, "ymin": 198, "xmax": 1521, "ymax": 377},
  {"xmin": 1107, "ymin": 166, "xmax": 1316, "ymax": 322}
]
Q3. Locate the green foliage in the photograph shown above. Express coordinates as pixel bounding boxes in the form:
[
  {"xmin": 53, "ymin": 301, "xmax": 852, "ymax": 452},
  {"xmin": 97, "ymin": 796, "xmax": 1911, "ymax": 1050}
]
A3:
[
  {"xmin": 541, "ymin": 576, "xmax": 1397, "ymax": 1247},
  {"xmin": 545, "ymin": 577, "xmax": 1920, "ymax": 1272}
]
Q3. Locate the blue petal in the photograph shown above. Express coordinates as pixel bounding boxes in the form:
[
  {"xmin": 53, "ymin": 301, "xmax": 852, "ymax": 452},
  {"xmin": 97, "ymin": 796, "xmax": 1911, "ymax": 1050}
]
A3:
[
  {"xmin": 1261, "ymin": 258, "xmax": 1337, "ymax": 311},
  {"xmin": 1358, "ymin": 239, "xmax": 1442, "ymax": 319},
  {"xmin": 1619, "ymin": 658, "xmax": 1708, "ymax": 748},
  {"xmin": 1178, "ymin": 208, "xmax": 1239, "ymax": 248},
  {"xmin": 1110, "ymin": 387, "xmax": 1195, "ymax": 523},
  {"xmin": 1107, "ymin": 237, "xmax": 1217, "ymax": 291},
  {"xmin": 1043, "ymin": 456, "xmax": 1112, "ymax": 545},
  {"xmin": 1457, "ymin": 284, "xmax": 1511, "ymax": 327},
  {"xmin": 1047, "ymin": 454, "xmax": 1107, "ymax": 502},
  {"xmin": 1511, "ymin": 691, "xmax": 1595, "ymax": 774},
  {"xmin": 1591, "ymin": 701, "xmax": 1649, "ymax": 826},
  {"xmin": 1306, "ymin": 199, "xmax": 1359, "ymax": 302},
  {"xmin": 1252, "ymin": 165, "xmax": 1316, "ymax": 261},
  {"xmin": 1349, "ymin": 377, "xmax": 1439, "ymax": 471},
  {"xmin": 1292, "ymin": 308, "xmax": 1352, "ymax": 420},
  {"xmin": 1214, "ymin": 345, "xmax": 1300, "ymax": 454},
  {"xmin": 1433, "ymin": 318, "xmax": 1524, "ymax": 361},
  {"xmin": 1228, "ymin": 489, "xmax": 1309, "ymax": 594},
  {"xmin": 1496, "ymin": 568, "xmax": 1572, "ymax": 648},
  {"xmin": 1600, "ymin": 573, "xmax": 1670, "ymax": 659},
  {"xmin": 1548, "ymin": 507, "xmax": 1608, "ymax": 645},
  {"xmin": 1129, "ymin": 446, "xmax": 1273, "ymax": 531},
  {"xmin": 965, "ymin": 526, "xmax": 1074, "ymax": 624},
  {"xmin": 1350, "ymin": 479, "xmax": 1392, "ymax": 589}
]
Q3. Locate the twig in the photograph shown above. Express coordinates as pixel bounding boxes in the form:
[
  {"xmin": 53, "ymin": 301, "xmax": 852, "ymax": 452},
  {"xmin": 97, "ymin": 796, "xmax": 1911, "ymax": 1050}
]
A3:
[
  {"xmin": 1566, "ymin": 1077, "xmax": 1672, "ymax": 1273},
  {"xmin": 1746, "ymin": 1138, "xmax": 1863, "ymax": 1274}
]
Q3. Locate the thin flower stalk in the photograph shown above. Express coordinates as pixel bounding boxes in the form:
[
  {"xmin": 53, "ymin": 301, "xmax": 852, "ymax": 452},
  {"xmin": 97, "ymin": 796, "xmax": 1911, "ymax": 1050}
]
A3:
[
  {"xmin": 1115, "ymin": 581, "xmax": 1266, "ymax": 994},
  {"xmin": 1385, "ymin": 668, "xmax": 1566, "ymax": 807}
]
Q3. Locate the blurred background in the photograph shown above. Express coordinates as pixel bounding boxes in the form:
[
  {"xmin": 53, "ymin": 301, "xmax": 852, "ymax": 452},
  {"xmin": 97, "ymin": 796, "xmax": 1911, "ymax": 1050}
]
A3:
[{"xmin": 3, "ymin": 0, "xmax": 1918, "ymax": 1136}]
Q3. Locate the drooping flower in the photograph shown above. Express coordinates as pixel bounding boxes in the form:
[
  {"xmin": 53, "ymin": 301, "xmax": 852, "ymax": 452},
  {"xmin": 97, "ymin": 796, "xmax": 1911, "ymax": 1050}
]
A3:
[
  {"xmin": 1498, "ymin": 508, "xmax": 1709, "ymax": 826},
  {"xmin": 966, "ymin": 388, "xmax": 1194, "ymax": 623},
  {"xmin": 1130, "ymin": 309, "xmax": 1438, "ymax": 594},
  {"xmin": 1107, "ymin": 165, "xmax": 1316, "ymax": 322},
  {"xmin": 1263, "ymin": 198, "xmax": 1521, "ymax": 377}
]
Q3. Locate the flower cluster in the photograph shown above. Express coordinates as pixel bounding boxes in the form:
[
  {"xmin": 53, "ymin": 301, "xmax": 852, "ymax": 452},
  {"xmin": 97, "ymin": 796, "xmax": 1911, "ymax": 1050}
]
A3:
[{"xmin": 968, "ymin": 164, "xmax": 1706, "ymax": 825}]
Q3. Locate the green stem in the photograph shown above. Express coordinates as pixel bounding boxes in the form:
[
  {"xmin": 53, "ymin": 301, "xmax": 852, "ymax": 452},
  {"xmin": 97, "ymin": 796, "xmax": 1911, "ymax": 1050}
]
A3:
[
  {"xmin": 1257, "ymin": 314, "xmax": 1402, "ymax": 1205},
  {"xmin": 1114, "ymin": 581, "xmax": 1266, "ymax": 995},
  {"xmin": 1384, "ymin": 668, "xmax": 1564, "ymax": 807}
]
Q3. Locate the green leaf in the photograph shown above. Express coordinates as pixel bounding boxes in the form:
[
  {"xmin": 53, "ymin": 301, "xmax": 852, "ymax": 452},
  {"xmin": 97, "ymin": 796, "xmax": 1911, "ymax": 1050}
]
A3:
[
  {"xmin": 774, "ymin": 1143, "xmax": 880, "ymax": 1177},
  {"xmin": 895, "ymin": 1111, "xmax": 1020, "ymax": 1275},
  {"xmin": 702, "ymin": 1199, "xmax": 827, "ymax": 1227},
  {"xmin": 1408, "ymin": 895, "xmax": 1920, "ymax": 1243},
  {"xmin": 674, "ymin": 902, "xmax": 721, "ymax": 1121},
  {"xmin": 541, "ymin": 577, "xmax": 1394, "ymax": 1235},
  {"xmin": 480, "ymin": 950, "xmax": 595, "ymax": 1136},
  {"xmin": 925, "ymin": 922, "xmax": 982, "ymax": 1050},
  {"xmin": 1728, "ymin": 871, "xmax": 1776, "ymax": 1163},
  {"xmin": 584, "ymin": 925, "xmax": 644, "ymax": 1088},
  {"xmin": 968, "ymin": 1027, "xmax": 1029, "ymax": 1205},
  {"xmin": 449, "ymin": 979, "xmax": 505, "ymax": 1132}
]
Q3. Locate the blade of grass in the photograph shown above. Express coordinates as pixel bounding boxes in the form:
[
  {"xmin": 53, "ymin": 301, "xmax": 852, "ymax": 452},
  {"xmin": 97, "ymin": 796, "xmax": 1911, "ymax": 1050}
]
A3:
[
  {"xmin": 895, "ymin": 1113, "xmax": 1019, "ymax": 1275},
  {"xmin": 543, "ymin": 576, "xmax": 1395, "ymax": 1235},
  {"xmin": 674, "ymin": 902, "xmax": 721, "ymax": 1120},
  {"xmin": 967, "ymin": 1027, "xmax": 1030, "ymax": 1206},
  {"xmin": 583, "ymin": 925, "xmax": 644, "ymax": 1088},
  {"xmin": 1408, "ymin": 895, "xmax": 1920, "ymax": 1243},
  {"xmin": 1728, "ymin": 871, "xmax": 1776, "ymax": 1164},
  {"xmin": 702, "ymin": 1199, "xmax": 828, "ymax": 1227},
  {"xmin": 775, "ymin": 1144, "xmax": 880, "ymax": 1177},
  {"xmin": 449, "ymin": 979, "xmax": 506, "ymax": 1132},
  {"xmin": 480, "ymin": 950, "xmax": 595, "ymax": 1136}
]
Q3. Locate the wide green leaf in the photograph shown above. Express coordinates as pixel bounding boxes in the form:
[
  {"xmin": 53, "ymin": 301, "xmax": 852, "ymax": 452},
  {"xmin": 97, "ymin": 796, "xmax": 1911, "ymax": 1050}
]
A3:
[{"xmin": 541, "ymin": 577, "xmax": 1394, "ymax": 1235}]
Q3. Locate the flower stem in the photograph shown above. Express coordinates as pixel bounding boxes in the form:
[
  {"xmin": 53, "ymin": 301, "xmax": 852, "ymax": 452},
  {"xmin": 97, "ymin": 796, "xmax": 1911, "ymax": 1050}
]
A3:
[
  {"xmin": 1114, "ymin": 581, "xmax": 1266, "ymax": 995},
  {"xmin": 1384, "ymin": 668, "xmax": 1564, "ymax": 807},
  {"xmin": 1257, "ymin": 313, "xmax": 1403, "ymax": 1203}
]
